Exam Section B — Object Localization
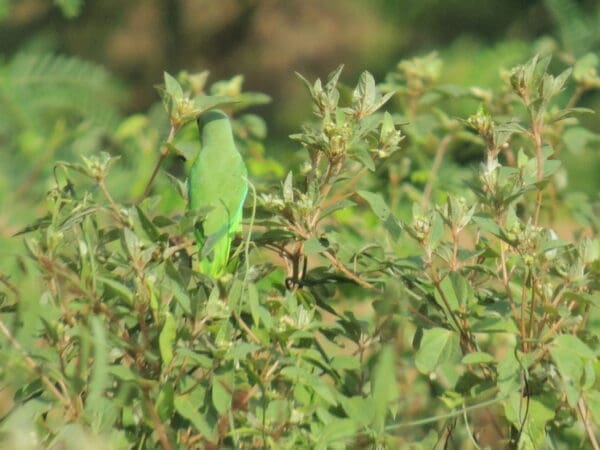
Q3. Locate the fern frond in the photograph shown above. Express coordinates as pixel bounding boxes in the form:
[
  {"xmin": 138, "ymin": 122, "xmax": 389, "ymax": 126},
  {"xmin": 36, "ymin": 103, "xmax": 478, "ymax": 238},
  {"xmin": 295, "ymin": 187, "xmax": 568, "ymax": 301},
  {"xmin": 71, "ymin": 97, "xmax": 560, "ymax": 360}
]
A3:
[{"xmin": 0, "ymin": 52, "xmax": 123, "ymax": 133}]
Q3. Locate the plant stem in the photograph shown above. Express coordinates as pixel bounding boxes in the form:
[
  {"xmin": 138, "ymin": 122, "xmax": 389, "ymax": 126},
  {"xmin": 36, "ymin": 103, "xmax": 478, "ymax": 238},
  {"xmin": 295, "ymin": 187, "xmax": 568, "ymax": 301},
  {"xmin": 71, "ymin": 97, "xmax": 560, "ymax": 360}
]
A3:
[
  {"xmin": 0, "ymin": 318, "xmax": 71, "ymax": 408},
  {"xmin": 142, "ymin": 388, "xmax": 174, "ymax": 450},
  {"xmin": 500, "ymin": 242, "xmax": 520, "ymax": 327},
  {"xmin": 141, "ymin": 125, "xmax": 178, "ymax": 201},
  {"xmin": 578, "ymin": 397, "xmax": 600, "ymax": 450},
  {"xmin": 519, "ymin": 269, "xmax": 529, "ymax": 352},
  {"xmin": 531, "ymin": 121, "xmax": 544, "ymax": 226},
  {"xmin": 433, "ymin": 279, "xmax": 472, "ymax": 351},
  {"xmin": 99, "ymin": 178, "xmax": 123, "ymax": 223},
  {"xmin": 422, "ymin": 134, "xmax": 452, "ymax": 209},
  {"xmin": 322, "ymin": 250, "xmax": 378, "ymax": 290}
]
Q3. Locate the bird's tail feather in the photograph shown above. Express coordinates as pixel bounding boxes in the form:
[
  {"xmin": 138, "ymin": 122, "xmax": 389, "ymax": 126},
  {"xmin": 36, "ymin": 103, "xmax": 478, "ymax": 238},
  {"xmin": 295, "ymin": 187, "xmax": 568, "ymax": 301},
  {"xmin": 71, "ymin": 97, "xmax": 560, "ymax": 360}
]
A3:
[{"xmin": 195, "ymin": 226, "xmax": 232, "ymax": 278}]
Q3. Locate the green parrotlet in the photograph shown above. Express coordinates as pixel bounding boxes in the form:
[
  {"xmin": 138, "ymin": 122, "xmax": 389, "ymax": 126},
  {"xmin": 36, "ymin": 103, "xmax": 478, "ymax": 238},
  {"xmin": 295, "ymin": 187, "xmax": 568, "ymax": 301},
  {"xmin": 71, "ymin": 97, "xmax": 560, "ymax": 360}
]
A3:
[{"xmin": 188, "ymin": 110, "xmax": 248, "ymax": 277}]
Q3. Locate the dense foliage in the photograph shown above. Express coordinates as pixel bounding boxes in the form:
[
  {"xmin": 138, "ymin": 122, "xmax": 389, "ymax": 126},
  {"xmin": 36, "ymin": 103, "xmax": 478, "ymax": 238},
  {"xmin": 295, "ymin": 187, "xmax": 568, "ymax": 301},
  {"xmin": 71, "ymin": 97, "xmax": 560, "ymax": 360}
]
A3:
[{"xmin": 0, "ymin": 44, "xmax": 599, "ymax": 450}]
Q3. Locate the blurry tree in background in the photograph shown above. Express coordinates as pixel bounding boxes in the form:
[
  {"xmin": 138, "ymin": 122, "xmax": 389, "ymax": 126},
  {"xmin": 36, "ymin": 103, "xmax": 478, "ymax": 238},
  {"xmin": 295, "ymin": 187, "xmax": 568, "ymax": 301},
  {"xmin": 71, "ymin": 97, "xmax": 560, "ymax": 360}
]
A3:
[
  {"xmin": 1, "ymin": 2, "xmax": 597, "ymax": 161},
  {"xmin": 2, "ymin": 0, "xmax": 597, "ymax": 118},
  {"xmin": 3, "ymin": 0, "xmax": 597, "ymax": 198}
]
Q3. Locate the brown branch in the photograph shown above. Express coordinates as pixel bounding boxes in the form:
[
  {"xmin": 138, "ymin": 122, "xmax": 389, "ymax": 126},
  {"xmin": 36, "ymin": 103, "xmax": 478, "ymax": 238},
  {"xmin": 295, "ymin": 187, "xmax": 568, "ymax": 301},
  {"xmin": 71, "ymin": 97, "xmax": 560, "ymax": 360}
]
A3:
[
  {"xmin": 322, "ymin": 250, "xmax": 378, "ymax": 291},
  {"xmin": 233, "ymin": 311, "xmax": 261, "ymax": 344}
]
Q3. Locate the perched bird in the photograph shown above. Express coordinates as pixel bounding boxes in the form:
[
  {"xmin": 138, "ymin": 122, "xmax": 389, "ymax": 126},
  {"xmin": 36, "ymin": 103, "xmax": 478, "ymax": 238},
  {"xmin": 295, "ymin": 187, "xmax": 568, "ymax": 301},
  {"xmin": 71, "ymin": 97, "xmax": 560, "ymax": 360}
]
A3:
[{"xmin": 188, "ymin": 110, "xmax": 248, "ymax": 277}]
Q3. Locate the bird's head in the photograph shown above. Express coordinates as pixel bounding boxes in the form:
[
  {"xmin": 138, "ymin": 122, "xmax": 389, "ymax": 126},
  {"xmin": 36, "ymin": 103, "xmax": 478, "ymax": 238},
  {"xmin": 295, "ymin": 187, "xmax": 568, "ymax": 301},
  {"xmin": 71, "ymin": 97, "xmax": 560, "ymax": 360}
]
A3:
[{"xmin": 197, "ymin": 109, "xmax": 229, "ymax": 128}]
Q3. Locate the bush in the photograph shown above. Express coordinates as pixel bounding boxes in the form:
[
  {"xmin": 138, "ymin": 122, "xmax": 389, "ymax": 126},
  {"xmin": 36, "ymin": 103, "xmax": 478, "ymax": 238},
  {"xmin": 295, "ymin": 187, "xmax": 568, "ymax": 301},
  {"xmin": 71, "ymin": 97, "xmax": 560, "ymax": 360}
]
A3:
[{"xmin": 1, "ymin": 52, "xmax": 599, "ymax": 449}]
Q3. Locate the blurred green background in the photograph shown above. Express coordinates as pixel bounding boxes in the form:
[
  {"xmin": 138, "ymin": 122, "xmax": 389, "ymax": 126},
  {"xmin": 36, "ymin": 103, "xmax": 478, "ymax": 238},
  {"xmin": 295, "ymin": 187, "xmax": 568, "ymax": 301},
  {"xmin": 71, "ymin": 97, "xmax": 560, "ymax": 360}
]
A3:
[
  {"xmin": 0, "ymin": 0, "xmax": 599, "ymax": 278},
  {"xmin": 2, "ymin": 0, "xmax": 599, "ymax": 129}
]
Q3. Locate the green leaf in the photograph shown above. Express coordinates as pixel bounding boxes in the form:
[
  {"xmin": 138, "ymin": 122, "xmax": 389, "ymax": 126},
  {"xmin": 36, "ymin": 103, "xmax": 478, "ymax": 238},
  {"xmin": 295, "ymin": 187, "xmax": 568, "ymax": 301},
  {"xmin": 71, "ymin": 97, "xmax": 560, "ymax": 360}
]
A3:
[
  {"xmin": 351, "ymin": 145, "xmax": 376, "ymax": 171},
  {"xmin": 496, "ymin": 341, "xmax": 521, "ymax": 398},
  {"xmin": 85, "ymin": 316, "xmax": 110, "ymax": 430},
  {"xmin": 304, "ymin": 237, "xmax": 326, "ymax": 254},
  {"xmin": 415, "ymin": 328, "xmax": 458, "ymax": 373},
  {"xmin": 232, "ymin": 91, "xmax": 272, "ymax": 109},
  {"xmin": 135, "ymin": 205, "xmax": 161, "ymax": 242},
  {"xmin": 315, "ymin": 418, "xmax": 357, "ymax": 446},
  {"xmin": 156, "ymin": 384, "xmax": 174, "ymax": 421},
  {"xmin": 357, "ymin": 190, "xmax": 401, "ymax": 239},
  {"xmin": 265, "ymin": 399, "xmax": 291, "ymax": 425},
  {"xmin": 331, "ymin": 355, "xmax": 361, "ymax": 371},
  {"xmin": 372, "ymin": 91, "xmax": 396, "ymax": 114},
  {"xmin": 176, "ymin": 349, "xmax": 213, "ymax": 368},
  {"xmin": 504, "ymin": 393, "xmax": 555, "ymax": 449},
  {"xmin": 549, "ymin": 107, "xmax": 595, "ymax": 124},
  {"xmin": 320, "ymin": 199, "xmax": 356, "ymax": 219},
  {"xmin": 174, "ymin": 395, "xmax": 217, "ymax": 441},
  {"xmin": 553, "ymin": 334, "xmax": 596, "ymax": 359},
  {"xmin": 98, "ymin": 276, "xmax": 134, "ymax": 305},
  {"xmin": 325, "ymin": 65, "xmax": 344, "ymax": 93},
  {"xmin": 245, "ymin": 282, "xmax": 261, "ymax": 327},
  {"xmin": 159, "ymin": 313, "xmax": 177, "ymax": 366},
  {"xmin": 281, "ymin": 366, "xmax": 336, "ymax": 405},
  {"xmin": 212, "ymin": 378, "xmax": 232, "ymax": 415},
  {"xmin": 193, "ymin": 95, "xmax": 239, "ymax": 113},
  {"xmin": 542, "ymin": 159, "xmax": 561, "ymax": 178},
  {"xmin": 372, "ymin": 345, "xmax": 398, "ymax": 432},
  {"xmin": 381, "ymin": 111, "xmax": 395, "ymax": 136},
  {"xmin": 462, "ymin": 352, "xmax": 495, "ymax": 365},
  {"xmin": 584, "ymin": 389, "xmax": 600, "ymax": 425},
  {"xmin": 108, "ymin": 365, "xmax": 137, "ymax": 382},
  {"xmin": 283, "ymin": 171, "xmax": 294, "ymax": 203},
  {"xmin": 163, "ymin": 261, "xmax": 191, "ymax": 314},
  {"xmin": 551, "ymin": 68, "xmax": 571, "ymax": 97},
  {"xmin": 549, "ymin": 335, "xmax": 595, "ymax": 407},
  {"xmin": 229, "ymin": 342, "xmax": 260, "ymax": 361},
  {"xmin": 354, "ymin": 71, "xmax": 377, "ymax": 108},
  {"xmin": 471, "ymin": 315, "xmax": 519, "ymax": 333},
  {"xmin": 164, "ymin": 72, "xmax": 183, "ymax": 100},
  {"xmin": 339, "ymin": 395, "xmax": 374, "ymax": 428},
  {"xmin": 434, "ymin": 272, "xmax": 473, "ymax": 312}
]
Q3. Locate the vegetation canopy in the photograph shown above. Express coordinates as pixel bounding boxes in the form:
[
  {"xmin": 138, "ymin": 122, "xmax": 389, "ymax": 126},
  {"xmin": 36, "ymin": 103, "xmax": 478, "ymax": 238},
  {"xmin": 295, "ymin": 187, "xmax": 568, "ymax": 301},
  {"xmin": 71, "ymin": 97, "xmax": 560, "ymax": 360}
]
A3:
[{"xmin": 0, "ymin": 29, "xmax": 599, "ymax": 450}]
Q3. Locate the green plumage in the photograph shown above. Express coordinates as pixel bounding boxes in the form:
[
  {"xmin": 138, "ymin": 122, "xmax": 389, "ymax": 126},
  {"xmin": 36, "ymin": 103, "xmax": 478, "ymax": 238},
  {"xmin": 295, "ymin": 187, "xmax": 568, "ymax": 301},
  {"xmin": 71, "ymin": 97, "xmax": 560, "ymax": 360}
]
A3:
[{"xmin": 188, "ymin": 110, "xmax": 248, "ymax": 277}]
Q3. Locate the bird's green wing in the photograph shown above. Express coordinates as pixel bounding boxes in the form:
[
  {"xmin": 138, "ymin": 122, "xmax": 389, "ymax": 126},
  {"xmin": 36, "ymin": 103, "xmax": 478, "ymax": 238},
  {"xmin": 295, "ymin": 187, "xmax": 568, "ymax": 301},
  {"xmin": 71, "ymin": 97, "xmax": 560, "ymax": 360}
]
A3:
[{"xmin": 188, "ymin": 110, "xmax": 248, "ymax": 277}]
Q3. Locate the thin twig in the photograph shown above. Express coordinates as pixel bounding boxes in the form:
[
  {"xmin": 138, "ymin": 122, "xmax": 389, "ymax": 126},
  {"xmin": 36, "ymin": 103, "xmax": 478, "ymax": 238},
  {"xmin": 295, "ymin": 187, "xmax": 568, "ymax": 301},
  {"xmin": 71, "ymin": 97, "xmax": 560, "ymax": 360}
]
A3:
[
  {"xmin": 541, "ymin": 300, "xmax": 578, "ymax": 341},
  {"xmin": 0, "ymin": 273, "xmax": 19, "ymax": 296},
  {"xmin": 422, "ymin": 135, "xmax": 452, "ymax": 209},
  {"xmin": 530, "ymin": 123, "xmax": 544, "ymax": 226},
  {"xmin": 462, "ymin": 402, "xmax": 482, "ymax": 450},
  {"xmin": 321, "ymin": 250, "xmax": 378, "ymax": 290},
  {"xmin": 519, "ymin": 269, "xmax": 529, "ymax": 352},
  {"xmin": 0, "ymin": 318, "xmax": 71, "ymax": 407},
  {"xmin": 233, "ymin": 311, "xmax": 261, "ymax": 344},
  {"xmin": 384, "ymin": 395, "xmax": 504, "ymax": 431},
  {"xmin": 578, "ymin": 397, "xmax": 600, "ymax": 450},
  {"xmin": 142, "ymin": 388, "xmax": 174, "ymax": 450},
  {"xmin": 98, "ymin": 178, "xmax": 123, "ymax": 223},
  {"xmin": 141, "ymin": 125, "xmax": 178, "ymax": 201},
  {"xmin": 320, "ymin": 165, "xmax": 369, "ymax": 211},
  {"xmin": 500, "ymin": 243, "xmax": 520, "ymax": 327}
]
